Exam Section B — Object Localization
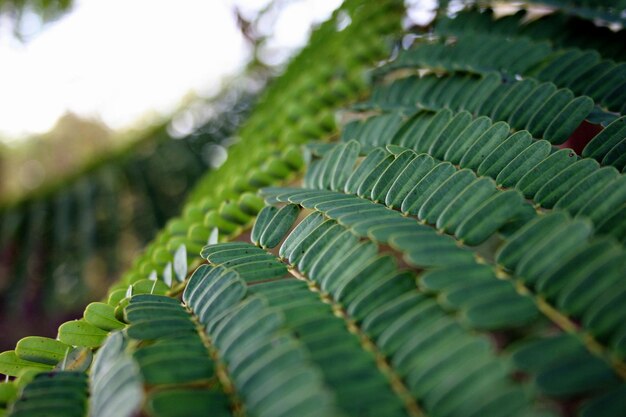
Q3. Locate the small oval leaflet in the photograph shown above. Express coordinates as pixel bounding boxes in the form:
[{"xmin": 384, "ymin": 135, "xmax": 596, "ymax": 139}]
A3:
[
  {"xmin": 58, "ymin": 320, "xmax": 109, "ymax": 348},
  {"xmin": 163, "ymin": 263, "xmax": 173, "ymax": 288},
  {"xmin": 174, "ymin": 244, "xmax": 188, "ymax": 282},
  {"xmin": 15, "ymin": 336, "xmax": 71, "ymax": 366},
  {"xmin": 55, "ymin": 347, "xmax": 93, "ymax": 372}
]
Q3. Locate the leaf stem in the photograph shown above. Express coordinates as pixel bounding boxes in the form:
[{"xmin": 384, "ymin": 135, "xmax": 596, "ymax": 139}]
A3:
[
  {"xmin": 288, "ymin": 267, "xmax": 424, "ymax": 417},
  {"xmin": 186, "ymin": 306, "xmax": 247, "ymax": 417}
]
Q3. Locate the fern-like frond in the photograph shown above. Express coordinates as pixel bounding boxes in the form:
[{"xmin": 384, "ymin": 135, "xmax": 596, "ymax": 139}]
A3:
[{"xmin": 1, "ymin": 1, "xmax": 625, "ymax": 417}]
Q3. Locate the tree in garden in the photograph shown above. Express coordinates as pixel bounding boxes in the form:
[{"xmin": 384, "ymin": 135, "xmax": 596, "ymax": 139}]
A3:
[{"xmin": 1, "ymin": 1, "xmax": 626, "ymax": 417}]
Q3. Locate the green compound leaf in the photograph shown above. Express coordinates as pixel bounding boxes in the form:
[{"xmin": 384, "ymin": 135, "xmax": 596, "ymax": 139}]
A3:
[{"xmin": 3, "ymin": 3, "xmax": 626, "ymax": 417}]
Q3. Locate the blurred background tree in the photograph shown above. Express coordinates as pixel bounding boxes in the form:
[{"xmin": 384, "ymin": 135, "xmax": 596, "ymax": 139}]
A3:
[
  {"xmin": 0, "ymin": 0, "xmax": 357, "ymax": 349},
  {"xmin": 0, "ymin": 0, "xmax": 74, "ymax": 41}
]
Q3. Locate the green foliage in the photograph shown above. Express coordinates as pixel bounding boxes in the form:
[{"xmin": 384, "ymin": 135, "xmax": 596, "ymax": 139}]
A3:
[
  {"xmin": 6, "ymin": 371, "xmax": 87, "ymax": 417},
  {"xmin": 1, "ymin": 1, "xmax": 626, "ymax": 417}
]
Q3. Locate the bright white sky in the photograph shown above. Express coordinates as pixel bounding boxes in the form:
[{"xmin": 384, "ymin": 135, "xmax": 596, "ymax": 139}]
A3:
[{"xmin": 0, "ymin": 0, "xmax": 341, "ymax": 142}]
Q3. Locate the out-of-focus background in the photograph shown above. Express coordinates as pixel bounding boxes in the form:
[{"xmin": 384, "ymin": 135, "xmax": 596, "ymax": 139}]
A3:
[
  {"xmin": 0, "ymin": 0, "xmax": 345, "ymax": 349},
  {"xmin": 0, "ymin": 0, "xmax": 345, "ymax": 194},
  {"xmin": 0, "ymin": 0, "xmax": 434, "ymax": 350}
]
